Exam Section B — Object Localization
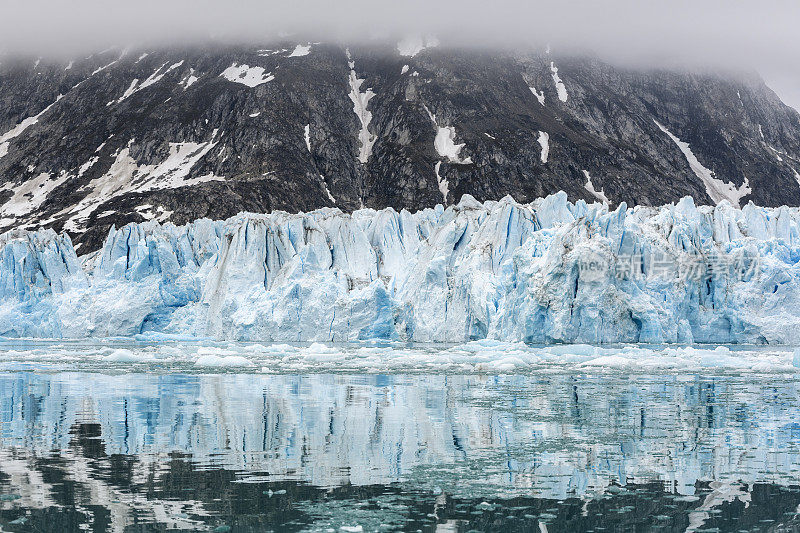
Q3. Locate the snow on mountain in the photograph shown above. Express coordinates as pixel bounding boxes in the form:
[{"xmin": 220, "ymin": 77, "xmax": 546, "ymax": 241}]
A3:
[
  {"xmin": 2, "ymin": 193, "xmax": 799, "ymax": 344},
  {"xmin": 654, "ymin": 120, "xmax": 752, "ymax": 207},
  {"xmin": 346, "ymin": 50, "xmax": 376, "ymax": 164},
  {"xmin": 220, "ymin": 63, "xmax": 274, "ymax": 87},
  {"xmin": 550, "ymin": 61, "xmax": 568, "ymax": 102},
  {"xmin": 1, "ymin": 44, "xmax": 799, "ymax": 252}
]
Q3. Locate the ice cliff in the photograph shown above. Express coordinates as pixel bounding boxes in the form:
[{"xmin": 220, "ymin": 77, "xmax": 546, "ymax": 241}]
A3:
[{"xmin": 1, "ymin": 192, "xmax": 799, "ymax": 343}]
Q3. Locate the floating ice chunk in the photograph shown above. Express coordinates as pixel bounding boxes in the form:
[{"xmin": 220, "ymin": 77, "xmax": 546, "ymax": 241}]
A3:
[
  {"xmin": 195, "ymin": 354, "xmax": 254, "ymax": 367},
  {"xmin": 537, "ymin": 131, "xmax": 549, "ymax": 163},
  {"xmin": 220, "ymin": 63, "xmax": 274, "ymax": 87},
  {"xmin": 550, "ymin": 62, "xmax": 568, "ymax": 102},
  {"xmin": 654, "ymin": 120, "xmax": 751, "ymax": 206},
  {"xmin": 105, "ymin": 349, "xmax": 154, "ymax": 362}
]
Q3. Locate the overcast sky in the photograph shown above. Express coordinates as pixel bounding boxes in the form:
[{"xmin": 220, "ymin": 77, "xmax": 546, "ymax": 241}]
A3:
[{"xmin": 1, "ymin": 0, "xmax": 798, "ymax": 110}]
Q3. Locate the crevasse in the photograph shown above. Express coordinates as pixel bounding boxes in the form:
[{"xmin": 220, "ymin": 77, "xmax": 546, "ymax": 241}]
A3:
[{"xmin": 2, "ymin": 192, "xmax": 799, "ymax": 343}]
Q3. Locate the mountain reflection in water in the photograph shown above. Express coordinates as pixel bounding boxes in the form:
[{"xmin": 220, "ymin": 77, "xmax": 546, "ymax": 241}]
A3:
[{"xmin": 1, "ymin": 372, "xmax": 800, "ymax": 531}]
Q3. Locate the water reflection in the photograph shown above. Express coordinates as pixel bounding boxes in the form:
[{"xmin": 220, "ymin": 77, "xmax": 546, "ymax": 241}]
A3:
[{"xmin": 1, "ymin": 372, "xmax": 800, "ymax": 531}]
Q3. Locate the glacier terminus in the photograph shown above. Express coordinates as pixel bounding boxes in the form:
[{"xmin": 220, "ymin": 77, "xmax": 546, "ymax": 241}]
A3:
[{"xmin": 2, "ymin": 192, "xmax": 798, "ymax": 344}]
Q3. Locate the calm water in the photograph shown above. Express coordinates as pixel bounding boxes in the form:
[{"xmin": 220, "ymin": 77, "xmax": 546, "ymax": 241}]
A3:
[{"xmin": 1, "ymin": 367, "xmax": 800, "ymax": 531}]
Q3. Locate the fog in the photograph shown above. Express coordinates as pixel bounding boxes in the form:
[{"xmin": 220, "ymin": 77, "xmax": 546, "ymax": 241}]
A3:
[{"xmin": 2, "ymin": 0, "xmax": 798, "ymax": 109}]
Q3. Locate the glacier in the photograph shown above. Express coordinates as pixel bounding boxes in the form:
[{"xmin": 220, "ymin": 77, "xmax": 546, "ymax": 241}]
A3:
[{"xmin": 1, "ymin": 192, "xmax": 800, "ymax": 343}]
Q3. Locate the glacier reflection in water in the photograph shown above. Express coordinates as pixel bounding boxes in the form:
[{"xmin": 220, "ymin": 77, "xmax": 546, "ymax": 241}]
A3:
[{"xmin": 1, "ymin": 371, "xmax": 800, "ymax": 531}]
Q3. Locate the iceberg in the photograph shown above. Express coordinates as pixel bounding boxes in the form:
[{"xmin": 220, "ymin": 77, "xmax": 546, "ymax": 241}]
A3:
[{"xmin": 1, "ymin": 192, "xmax": 800, "ymax": 343}]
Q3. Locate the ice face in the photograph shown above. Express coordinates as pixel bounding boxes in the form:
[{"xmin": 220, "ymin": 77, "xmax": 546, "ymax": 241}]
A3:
[{"xmin": 1, "ymin": 192, "xmax": 800, "ymax": 343}]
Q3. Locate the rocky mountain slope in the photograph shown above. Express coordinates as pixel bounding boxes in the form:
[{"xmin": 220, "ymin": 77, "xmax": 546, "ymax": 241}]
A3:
[{"xmin": 1, "ymin": 41, "xmax": 800, "ymax": 251}]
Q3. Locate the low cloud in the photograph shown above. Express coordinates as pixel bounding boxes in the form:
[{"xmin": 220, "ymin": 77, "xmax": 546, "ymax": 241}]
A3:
[{"xmin": 2, "ymin": 0, "xmax": 798, "ymax": 108}]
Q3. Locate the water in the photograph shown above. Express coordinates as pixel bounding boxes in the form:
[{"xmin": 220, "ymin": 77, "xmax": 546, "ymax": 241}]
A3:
[{"xmin": 1, "ymin": 343, "xmax": 800, "ymax": 531}]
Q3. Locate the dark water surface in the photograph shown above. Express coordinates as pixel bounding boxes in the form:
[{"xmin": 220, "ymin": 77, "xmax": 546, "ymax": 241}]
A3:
[{"xmin": 1, "ymin": 371, "xmax": 800, "ymax": 532}]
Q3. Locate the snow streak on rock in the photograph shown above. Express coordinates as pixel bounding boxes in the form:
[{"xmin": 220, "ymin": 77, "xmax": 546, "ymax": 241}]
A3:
[
  {"xmin": 346, "ymin": 51, "xmax": 376, "ymax": 164},
  {"xmin": 583, "ymin": 170, "xmax": 609, "ymax": 205},
  {"xmin": 654, "ymin": 120, "xmax": 751, "ymax": 207},
  {"xmin": 424, "ymin": 104, "xmax": 471, "ymax": 165},
  {"xmin": 529, "ymin": 86, "xmax": 545, "ymax": 105},
  {"xmin": 0, "ymin": 95, "xmax": 63, "ymax": 158},
  {"xmin": 435, "ymin": 127, "xmax": 472, "ymax": 164},
  {"xmin": 550, "ymin": 62, "xmax": 568, "ymax": 102},
  {"xmin": 537, "ymin": 131, "xmax": 550, "ymax": 163},
  {"xmin": 220, "ymin": 63, "xmax": 274, "ymax": 87},
  {"xmin": 108, "ymin": 61, "xmax": 184, "ymax": 106},
  {"xmin": 180, "ymin": 68, "xmax": 199, "ymax": 90},
  {"xmin": 0, "ymin": 172, "xmax": 69, "ymax": 225},
  {"xmin": 434, "ymin": 161, "xmax": 447, "ymax": 204},
  {"xmin": 62, "ymin": 131, "xmax": 224, "ymax": 232},
  {"xmin": 288, "ymin": 44, "xmax": 312, "ymax": 57}
]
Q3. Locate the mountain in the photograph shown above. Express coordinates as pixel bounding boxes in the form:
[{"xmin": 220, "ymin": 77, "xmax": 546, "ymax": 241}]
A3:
[{"xmin": 1, "ymin": 41, "xmax": 800, "ymax": 252}]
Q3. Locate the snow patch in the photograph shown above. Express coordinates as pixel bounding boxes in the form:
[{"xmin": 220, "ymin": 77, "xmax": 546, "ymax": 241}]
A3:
[
  {"xmin": 529, "ymin": 87, "xmax": 545, "ymax": 105},
  {"xmin": 0, "ymin": 172, "xmax": 70, "ymax": 219},
  {"xmin": 435, "ymin": 161, "xmax": 448, "ymax": 204},
  {"xmin": 401, "ymin": 64, "xmax": 409, "ymax": 75},
  {"xmin": 654, "ymin": 120, "xmax": 751, "ymax": 207},
  {"xmin": 62, "ymin": 132, "xmax": 225, "ymax": 232},
  {"xmin": 304, "ymin": 124, "xmax": 311, "ymax": 152},
  {"xmin": 346, "ymin": 51, "xmax": 377, "ymax": 164},
  {"xmin": 287, "ymin": 44, "xmax": 311, "ymax": 57},
  {"xmin": 108, "ymin": 61, "xmax": 184, "ymax": 105},
  {"xmin": 0, "ymin": 95, "xmax": 63, "ymax": 159},
  {"xmin": 180, "ymin": 68, "xmax": 199, "ymax": 90},
  {"xmin": 582, "ymin": 170, "xmax": 609, "ymax": 205},
  {"xmin": 220, "ymin": 63, "xmax": 274, "ymax": 87},
  {"xmin": 435, "ymin": 127, "xmax": 472, "ymax": 164},
  {"xmin": 550, "ymin": 62, "xmax": 568, "ymax": 102},
  {"xmin": 321, "ymin": 175, "xmax": 335, "ymax": 204},
  {"xmin": 537, "ymin": 131, "xmax": 550, "ymax": 163}
]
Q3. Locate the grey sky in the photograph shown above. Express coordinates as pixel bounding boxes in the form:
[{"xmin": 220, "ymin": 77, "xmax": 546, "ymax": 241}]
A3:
[{"xmin": 1, "ymin": 0, "xmax": 798, "ymax": 110}]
